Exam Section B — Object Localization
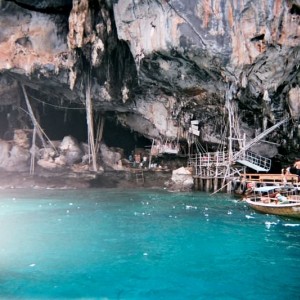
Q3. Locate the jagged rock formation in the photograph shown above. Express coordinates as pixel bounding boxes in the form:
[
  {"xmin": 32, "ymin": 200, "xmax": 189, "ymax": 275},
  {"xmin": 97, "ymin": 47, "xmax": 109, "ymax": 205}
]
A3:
[{"xmin": 0, "ymin": 0, "xmax": 300, "ymax": 174}]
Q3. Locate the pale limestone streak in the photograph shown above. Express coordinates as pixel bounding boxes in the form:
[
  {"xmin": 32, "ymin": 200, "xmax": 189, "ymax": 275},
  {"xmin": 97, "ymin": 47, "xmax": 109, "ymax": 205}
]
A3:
[
  {"xmin": 287, "ymin": 86, "xmax": 300, "ymax": 120},
  {"xmin": 230, "ymin": 0, "xmax": 300, "ymax": 66},
  {"xmin": 230, "ymin": 2, "xmax": 260, "ymax": 66},
  {"xmin": 113, "ymin": 1, "xmax": 183, "ymax": 61},
  {"xmin": 196, "ymin": 0, "xmax": 212, "ymax": 28}
]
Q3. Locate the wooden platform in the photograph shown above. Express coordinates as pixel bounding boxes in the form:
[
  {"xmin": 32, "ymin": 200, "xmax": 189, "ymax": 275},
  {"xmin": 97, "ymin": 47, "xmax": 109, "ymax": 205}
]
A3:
[
  {"xmin": 193, "ymin": 173, "xmax": 299, "ymax": 193},
  {"xmin": 241, "ymin": 173, "xmax": 298, "ymax": 183}
]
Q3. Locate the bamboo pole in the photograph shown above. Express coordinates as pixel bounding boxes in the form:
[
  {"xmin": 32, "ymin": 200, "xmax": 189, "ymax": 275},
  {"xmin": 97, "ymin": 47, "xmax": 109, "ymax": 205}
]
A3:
[
  {"xmin": 21, "ymin": 83, "xmax": 53, "ymax": 174},
  {"xmin": 95, "ymin": 115, "xmax": 105, "ymax": 154},
  {"xmin": 21, "ymin": 84, "xmax": 47, "ymax": 149},
  {"xmin": 85, "ymin": 72, "xmax": 97, "ymax": 171},
  {"xmin": 148, "ymin": 138, "xmax": 155, "ymax": 169},
  {"xmin": 30, "ymin": 125, "xmax": 36, "ymax": 175},
  {"xmin": 210, "ymin": 179, "xmax": 233, "ymax": 195}
]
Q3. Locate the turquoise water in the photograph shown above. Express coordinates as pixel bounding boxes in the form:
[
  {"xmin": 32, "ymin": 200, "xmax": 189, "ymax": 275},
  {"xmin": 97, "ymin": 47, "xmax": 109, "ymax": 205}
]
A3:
[{"xmin": 0, "ymin": 188, "xmax": 299, "ymax": 299}]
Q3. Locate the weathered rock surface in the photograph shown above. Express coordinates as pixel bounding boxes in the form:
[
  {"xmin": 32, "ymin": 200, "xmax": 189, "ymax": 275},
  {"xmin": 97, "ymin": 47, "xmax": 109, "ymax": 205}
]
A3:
[
  {"xmin": 165, "ymin": 166, "xmax": 194, "ymax": 192},
  {"xmin": 0, "ymin": 0, "xmax": 299, "ymax": 176}
]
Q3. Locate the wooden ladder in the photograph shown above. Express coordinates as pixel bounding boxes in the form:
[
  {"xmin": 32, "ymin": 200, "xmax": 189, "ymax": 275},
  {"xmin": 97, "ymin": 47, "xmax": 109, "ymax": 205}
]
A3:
[{"xmin": 135, "ymin": 170, "xmax": 144, "ymax": 184}]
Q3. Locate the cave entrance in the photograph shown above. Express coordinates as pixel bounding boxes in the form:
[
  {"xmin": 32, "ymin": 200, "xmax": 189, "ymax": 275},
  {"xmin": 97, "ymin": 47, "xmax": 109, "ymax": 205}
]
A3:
[
  {"xmin": 38, "ymin": 105, "xmax": 88, "ymax": 142},
  {"xmin": 102, "ymin": 113, "xmax": 152, "ymax": 158},
  {"xmin": 0, "ymin": 93, "xmax": 88, "ymax": 143},
  {"xmin": 0, "ymin": 96, "xmax": 152, "ymax": 160},
  {"xmin": 38, "ymin": 105, "xmax": 152, "ymax": 158}
]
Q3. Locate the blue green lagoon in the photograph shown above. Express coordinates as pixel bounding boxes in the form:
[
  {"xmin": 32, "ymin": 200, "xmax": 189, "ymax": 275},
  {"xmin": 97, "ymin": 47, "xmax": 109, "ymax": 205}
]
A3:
[{"xmin": 0, "ymin": 188, "xmax": 299, "ymax": 299}]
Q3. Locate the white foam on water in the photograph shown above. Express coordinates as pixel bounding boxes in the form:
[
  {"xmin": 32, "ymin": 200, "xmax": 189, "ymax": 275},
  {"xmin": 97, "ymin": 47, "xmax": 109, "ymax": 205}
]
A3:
[
  {"xmin": 245, "ymin": 215, "xmax": 255, "ymax": 219},
  {"xmin": 185, "ymin": 205, "xmax": 197, "ymax": 210},
  {"xmin": 282, "ymin": 223, "xmax": 300, "ymax": 227},
  {"xmin": 265, "ymin": 221, "xmax": 277, "ymax": 229}
]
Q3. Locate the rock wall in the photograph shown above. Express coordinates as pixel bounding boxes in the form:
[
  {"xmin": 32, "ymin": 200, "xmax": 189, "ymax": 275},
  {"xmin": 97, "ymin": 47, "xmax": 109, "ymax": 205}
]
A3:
[{"xmin": 0, "ymin": 0, "xmax": 299, "ymax": 166}]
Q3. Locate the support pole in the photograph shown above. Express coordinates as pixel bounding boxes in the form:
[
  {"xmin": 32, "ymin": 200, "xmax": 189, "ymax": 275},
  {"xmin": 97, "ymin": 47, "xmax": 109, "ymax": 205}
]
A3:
[
  {"xmin": 85, "ymin": 72, "xmax": 97, "ymax": 172},
  {"xmin": 21, "ymin": 84, "xmax": 47, "ymax": 149},
  {"xmin": 30, "ymin": 125, "xmax": 36, "ymax": 175},
  {"xmin": 95, "ymin": 115, "xmax": 105, "ymax": 154},
  {"xmin": 148, "ymin": 138, "xmax": 155, "ymax": 169}
]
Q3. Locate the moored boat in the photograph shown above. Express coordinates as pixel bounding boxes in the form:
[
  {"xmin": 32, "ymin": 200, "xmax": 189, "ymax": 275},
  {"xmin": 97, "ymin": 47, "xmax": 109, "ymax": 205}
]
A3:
[{"xmin": 244, "ymin": 185, "xmax": 300, "ymax": 219}]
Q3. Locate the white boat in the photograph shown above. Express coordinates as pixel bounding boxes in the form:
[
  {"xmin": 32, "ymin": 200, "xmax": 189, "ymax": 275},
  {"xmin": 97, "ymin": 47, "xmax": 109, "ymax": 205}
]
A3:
[{"xmin": 244, "ymin": 185, "xmax": 300, "ymax": 219}]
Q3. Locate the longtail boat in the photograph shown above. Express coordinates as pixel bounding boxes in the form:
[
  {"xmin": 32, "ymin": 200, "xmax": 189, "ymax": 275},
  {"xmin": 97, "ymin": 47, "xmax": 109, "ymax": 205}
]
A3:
[{"xmin": 244, "ymin": 185, "xmax": 300, "ymax": 219}]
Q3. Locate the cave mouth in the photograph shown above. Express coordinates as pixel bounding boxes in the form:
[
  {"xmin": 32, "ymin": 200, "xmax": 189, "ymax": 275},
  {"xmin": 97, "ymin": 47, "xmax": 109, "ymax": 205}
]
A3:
[
  {"xmin": 102, "ymin": 114, "xmax": 152, "ymax": 157},
  {"xmin": 0, "ymin": 101, "xmax": 152, "ymax": 158},
  {"xmin": 39, "ymin": 107, "xmax": 151, "ymax": 157},
  {"xmin": 39, "ymin": 106, "xmax": 88, "ymax": 142},
  {"xmin": 2, "ymin": 101, "xmax": 151, "ymax": 157}
]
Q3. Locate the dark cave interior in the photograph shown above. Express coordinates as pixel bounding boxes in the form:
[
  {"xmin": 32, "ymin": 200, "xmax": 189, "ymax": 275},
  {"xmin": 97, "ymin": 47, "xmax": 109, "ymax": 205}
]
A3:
[
  {"xmin": 102, "ymin": 114, "xmax": 152, "ymax": 156},
  {"xmin": 0, "ymin": 104, "xmax": 152, "ymax": 157},
  {"xmin": 39, "ymin": 107, "xmax": 152, "ymax": 156}
]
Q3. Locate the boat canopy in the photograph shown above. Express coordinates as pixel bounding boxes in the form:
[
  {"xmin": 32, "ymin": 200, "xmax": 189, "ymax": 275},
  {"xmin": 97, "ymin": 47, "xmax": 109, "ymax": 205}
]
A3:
[{"xmin": 253, "ymin": 186, "xmax": 282, "ymax": 192}]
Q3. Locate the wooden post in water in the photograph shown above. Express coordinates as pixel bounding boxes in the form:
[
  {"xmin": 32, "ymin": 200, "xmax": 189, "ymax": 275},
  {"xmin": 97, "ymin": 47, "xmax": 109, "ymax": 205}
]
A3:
[
  {"xmin": 213, "ymin": 154, "xmax": 218, "ymax": 192},
  {"xmin": 205, "ymin": 169, "xmax": 210, "ymax": 192},
  {"xmin": 199, "ymin": 177, "xmax": 203, "ymax": 191},
  {"xmin": 194, "ymin": 177, "xmax": 199, "ymax": 190}
]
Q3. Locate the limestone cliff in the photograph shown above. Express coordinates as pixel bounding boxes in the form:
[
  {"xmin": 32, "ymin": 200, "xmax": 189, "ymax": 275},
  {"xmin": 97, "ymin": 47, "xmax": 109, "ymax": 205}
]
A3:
[{"xmin": 0, "ymin": 0, "xmax": 299, "ymax": 171}]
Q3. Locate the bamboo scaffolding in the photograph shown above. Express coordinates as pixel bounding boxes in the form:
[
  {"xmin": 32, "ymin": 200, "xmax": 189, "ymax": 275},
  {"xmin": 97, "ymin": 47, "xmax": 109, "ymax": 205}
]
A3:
[
  {"xmin": 21, "ymin": 85, "xmax": 58, "ymax": 148},
  {"xmin": 85, "ymin": 73, "xmax": 97, "ymax": 171},
  {"xmin": 21, "ymin": 84, "xmax": 59, "ymax": 174},
  {"xmin": 21, "ymin": 84, "xmax": 47, "ymax": 149}
]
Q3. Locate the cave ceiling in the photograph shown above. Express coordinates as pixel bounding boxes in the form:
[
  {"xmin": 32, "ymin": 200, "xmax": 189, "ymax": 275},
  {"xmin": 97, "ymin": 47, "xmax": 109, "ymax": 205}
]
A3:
[{"xmin": 0, "ymin": 0, "xmax": 300, "ymax": 158}]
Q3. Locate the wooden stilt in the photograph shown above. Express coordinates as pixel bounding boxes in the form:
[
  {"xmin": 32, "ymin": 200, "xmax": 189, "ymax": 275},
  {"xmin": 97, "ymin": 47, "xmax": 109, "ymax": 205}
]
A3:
[
  {"xmin": 213, "ymin": 177, "xmax": 218, "ymax": 192},
  {"xmin": 205, "ymin": 178, "xmax": 210, "ymax": 192},
  {"xmin": 199, "ymin": 178, "xmax": 203, "ymax": 191},
  {"xmin": 194, "ymin": 177, "xmax": 199, "ymax": 190}
]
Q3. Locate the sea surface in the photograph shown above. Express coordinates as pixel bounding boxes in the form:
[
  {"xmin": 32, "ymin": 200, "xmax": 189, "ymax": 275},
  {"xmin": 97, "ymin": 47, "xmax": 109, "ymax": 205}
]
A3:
[{"xmin": 0, "ymin": 188, "xmax": 299, "ymax": 299}]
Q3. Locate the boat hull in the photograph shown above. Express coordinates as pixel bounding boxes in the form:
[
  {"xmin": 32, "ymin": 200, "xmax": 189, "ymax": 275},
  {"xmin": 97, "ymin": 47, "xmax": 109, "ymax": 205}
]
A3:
[{"xmin": 246, "ymin": 199, "xmax": 300, "ymax": 218}]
